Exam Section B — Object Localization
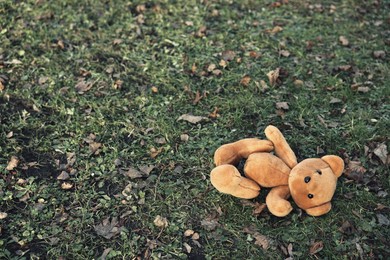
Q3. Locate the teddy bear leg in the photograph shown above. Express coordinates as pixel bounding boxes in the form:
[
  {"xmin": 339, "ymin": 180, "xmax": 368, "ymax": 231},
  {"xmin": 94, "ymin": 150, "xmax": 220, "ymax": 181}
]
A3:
[
  {"xmin": 210, "ymin": 164, "xmax": 260, "ymax": 199},
  {"xmin": 214, "ymin": 139, "xmax": 274, "ymax": 166},
  {"xmin": 264, "ymin": 125, "xmax": 298, "ymax": 169},
  {"xmin": 266, "ymin": 186, "xmax": 293, "ymax": 217}
]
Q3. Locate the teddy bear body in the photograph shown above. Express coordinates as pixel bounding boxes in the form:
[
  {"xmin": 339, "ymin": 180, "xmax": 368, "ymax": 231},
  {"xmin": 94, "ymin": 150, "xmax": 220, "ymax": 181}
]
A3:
[{"xmin": 210, "ymin": 125, "xmax": 344, "ymax": 217}]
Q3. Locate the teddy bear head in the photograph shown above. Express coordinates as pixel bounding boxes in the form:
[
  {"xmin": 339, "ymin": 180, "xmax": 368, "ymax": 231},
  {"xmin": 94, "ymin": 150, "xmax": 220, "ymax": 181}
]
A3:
[{"xmin": 288, "ymin": 155, "xmax": 344, "ymax": 216}]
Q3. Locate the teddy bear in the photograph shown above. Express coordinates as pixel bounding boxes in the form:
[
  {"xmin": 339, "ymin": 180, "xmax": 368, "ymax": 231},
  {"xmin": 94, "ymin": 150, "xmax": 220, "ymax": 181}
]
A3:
[{"xmin": 210, "ymin": 125, "xmax": 344, "ymax": 217}]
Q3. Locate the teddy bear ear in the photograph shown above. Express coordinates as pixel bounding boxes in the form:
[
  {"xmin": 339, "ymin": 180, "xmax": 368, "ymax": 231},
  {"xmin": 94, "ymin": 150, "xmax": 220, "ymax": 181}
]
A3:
[{"xmin": 321, "ymin": 155, "xmax": 344, "ymax": 177}]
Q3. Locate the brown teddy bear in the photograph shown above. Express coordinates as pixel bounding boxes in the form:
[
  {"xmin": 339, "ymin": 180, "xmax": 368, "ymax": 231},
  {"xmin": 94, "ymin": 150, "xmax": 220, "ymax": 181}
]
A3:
[{"xmin": 210, "ymin": 125, "xmax": 344, "ymax": 217}]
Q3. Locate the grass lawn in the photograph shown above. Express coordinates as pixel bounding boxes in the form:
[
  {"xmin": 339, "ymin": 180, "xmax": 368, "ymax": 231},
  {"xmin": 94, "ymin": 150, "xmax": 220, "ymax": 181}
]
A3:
[{"xmin": 1, "ymin": 0, "xmax": 389, "ymax": 258}]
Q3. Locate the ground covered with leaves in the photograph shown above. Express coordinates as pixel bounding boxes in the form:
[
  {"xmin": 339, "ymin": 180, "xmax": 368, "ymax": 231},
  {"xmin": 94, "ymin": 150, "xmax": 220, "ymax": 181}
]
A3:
[{"xmin": 0, "ymin": 0, "xmax": 389, "ymax": 259}]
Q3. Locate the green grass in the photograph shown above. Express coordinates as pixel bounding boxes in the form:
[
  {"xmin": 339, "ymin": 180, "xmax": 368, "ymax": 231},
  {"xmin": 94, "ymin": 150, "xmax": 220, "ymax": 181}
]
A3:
[{"xmin": 0, "ymin": 0, "xmax": 389, "ymax": 259}]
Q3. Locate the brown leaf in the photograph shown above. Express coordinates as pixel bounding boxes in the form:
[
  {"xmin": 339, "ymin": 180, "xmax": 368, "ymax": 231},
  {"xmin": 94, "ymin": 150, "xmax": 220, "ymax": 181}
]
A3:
[
  {"xmin": 180, "ymin": 134, "xmax": 190, "ymax": 142},
  {"xmin": 254, "ymin": 234, "xmax": 270, "ymax": 250},
  {"xmin": 339, "ymin": 220, "xmax": 355, "ymax": 234},
  {"xmin": 113, "ymin": 39, "xmax": 122, "ymax": 45},
  {"xmin": 154, "ymin": 215, "xmax": 168, "ymax": 228},
  {"xmin": 249, "ymin": 51, "xmax": 262, "ymax": 59},
  {"xmin": 253, "ymin": 203, "xmax": 267, "ymax": 216},
  {"xmin": 195, "ymin": 26, "xmax": 207, "ymax": 37},
  {"xmin": 344, "ymin": 161, "xmax": 366, "ymax": 182},
  {"xmin": 209, "ymin": 107, "xmax": 220, "ymax": 119},
  {"xmin": 75, "ymin": 80, "xmax": 94, "ymax": 94},
  {"xmin": 309, "ymin": 241, "xmax": 324, "ymax": 255},
  {"xmin": 276, "ymin": 102, "xmax": 289, "ymax": 110},
  {"xmin": 207, "ymin": 64, "xmax": 216, "ymax": 72},
  {"xmin": 89, "ymin": 142, "xmax": 102, "ymax": 154},
  {"xmin": 240, "ymin": 75, "xmax": 251, "ymax": 87},
  {"xmin": 177, "ymin": 114, "xmax": 208, "ymax": 124},
  {"xmin": 57, "ymin": 171, "xmax": 70, "ymax": 180},
  {"xmin": 94, "ymin": 217, "xmax": 123, "ymax": 239},
  {"xmin": 339, "ymin": 36, "xmax": 349, "ymax": 46},
  {"xmin": 338, "ymin": 65, "xmax": 352, "ymax": 71},
  {"xmin": 219, "ymin": 59, "xmax": 227, "ymax": 68},
  {"xmin": 0, "ymin": 81, "xmax": 4, "ymax": 92},
  {"xmin": 183, "ymin": 242, "xmax": 192, "ymax": 253},
  {"xmin": 184, "ymin": 229, "xmax": 195, "ymax": 237},
  {"xmin": 373, "ymin": 143, "xmax": 388, "ymax": 164},
  {"xmin": 57, "ymin": 40, "xmax": 65, "ymax": 49},
  {"xmin": 6, "ymin": 156, "xmax": 18, "ymax": 171},
  {"xmin": 150, "ymin": 147, "xmax": 163, "ymax": 158},
  {"xmin": 269, "ymin": 26, "xmax": 283, "ymax": 34},
  {"xmin": 221, "ymin": 50, "xmax": 236, "ymax": 61},
  {"xmin": 357, "ymin": 86, "xmax": 370, "ymax": 93},
  {"xmin": 267, "ymin": 68, "xmax": 280, "ymax": 86},
  {"xmin": 212, "ymin": 69, "xmax": 222, "ymax": 76},
  {"xmin": 61, "ymin": 182, "xmax": 73, "ymax": 190},
  {"xmin": 0, "ymin": 212, "xmax": 8, "ymax": 219},
  {"xmin": 193, "ymin": 90, "xmax": 202, "ymax": 105},
  {"xmin": 243, "ymin": 226, "xmax": 271, "ymax": 250},
  {"xmin": 373, "ymin": 50, "xmax": 386, "ymax": 59},
  {"xmin": 123, "ymin": 167, "xmax": 144, "ymax": 179},
  {"xmin": 279, "ymin": 50, "xmax": 290, "ymax": 57},
  {"xmin": 330, "ymin": 97, "xmax": 342, "ymax": 104}
]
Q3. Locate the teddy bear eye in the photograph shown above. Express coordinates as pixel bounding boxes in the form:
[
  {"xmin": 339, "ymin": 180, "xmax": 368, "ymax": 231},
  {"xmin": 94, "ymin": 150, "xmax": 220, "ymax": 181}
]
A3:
[
  {"xmin": 308, "ymin": 194, "xmax": 314, "ymax": 199},
  {"xmin": 316, "ymin": 169, "xmax": 322, "ymax": 175},
  {"xmin": 304, "ymin": 176, "xmax": 311, "ymax": 183}
]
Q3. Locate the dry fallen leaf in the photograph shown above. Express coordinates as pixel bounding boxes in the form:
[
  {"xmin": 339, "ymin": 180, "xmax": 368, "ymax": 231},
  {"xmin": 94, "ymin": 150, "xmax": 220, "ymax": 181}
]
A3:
[
  {"xmin": 154, "ymin": 215, "xmax": 168, "ymax": 228},
  {"xmin": 309, "ymin": 241, "xmax": 324, "ymax": 255},
  {"xmin": 221, "ymin": 50, "xmax": 236, "ymax": 61},
  {"xmin": 209, "ymin": 107, "xmax": 220, "ymax": 119},
  {"xmin": 267, "ymin": 68, "xmax": 280, "ymax": 86},
  {"xmin": 207, "ymin": 63, "xmax": 216, "ymax": 72},
  {"xmin": 192, "ymin": 232, "xmax": 200, "ymax": 240},
  {"xmin": 269, "ymin": 26, "xmax": 283, "ymax": 34},
  {"xmin": 61, "ymin": 182, "xmax": 73, "ymax": 190},
  {"xmin": 184, "ymin": 229, "xmax": 195, "ymax": 237},
  {"xmin": 150, "ymin": 147, "xmax": 163, "ymax": 158},
  {"xmin": 151, "ymin": 86, "xmax": 158, "ymax": 93},
  {"xmin": 243, "ymin": 226, "xmax": 271, "ymax": 250},
  {"xmin": 240, "ymin": 75, "xmax": 251, "ymax": 86},
  {"xmin": 339, "ymin": 36, "xmax": 349, "ymax": 46},
  {"xmin": 357, "ymin": 86, "xmax": 370, "ymax": 93},
  {"xmin": 0, "ymin": 212, "xmax": 8, "ymax": 219},
  {"xmin": 279, "ymin": 50, "xmax": 290, "ymax": 57},
  {"xmin": 193, "ymin": 90, "xmax": 202, "ymax": 105},
  {"xmin": 89, "ymin": 142, "xmax": 102, "ymax": 154},
  {"xmin": 373, "ymin": 50, "xmax": 386, "ymax": 59},
  {"xmin": 6, "ymin": 156, "xmax": 19, "ymax": 171},
  {"xmin": 276, "ymin": 102, "xmax": 289, "ymax": 110},
  {"xmin": 373, "ymin": 143, "xmax": 388, "ymax": 164},
  {"xmin": 57, "ymin": 171, "xmax": 70, "ymax": 180},
  {"xmin": 200, "ymin": 218, "xmax": 219, "ymax": 231},
  {"xmin": 177, "ymin": 114, "xmax": 208, "ymax": 124},
  {"xmin": 330, "ymin": 97, "xmax": 342, "ymax": 104},
  {"xmin": 183, "ymin": 242, "xmax": 192, "ymax": 253},
  {"xmin": 180, "ymin": 134, "xmax": 190, "ymax": 142},
  {"xmin": 344, "ymin": 160, "xmax": 366, "ymax": 182},
  {"xmin": 0, "ymin": 81, "xmax": 5, "ymax": 91},
  {"xmin": 94, "ymin": 217, "xmax": 123, "ymax": 239},
  {"xmin": 75, "ymin": 79, "xmax": 94, "ymax": 94}
]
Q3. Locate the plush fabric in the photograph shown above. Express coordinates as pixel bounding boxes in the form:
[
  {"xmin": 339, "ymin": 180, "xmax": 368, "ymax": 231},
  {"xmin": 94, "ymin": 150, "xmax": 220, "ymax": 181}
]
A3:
[{"xmin": 210, "ymin": 125, "xmax": 344, "ymax": 217}]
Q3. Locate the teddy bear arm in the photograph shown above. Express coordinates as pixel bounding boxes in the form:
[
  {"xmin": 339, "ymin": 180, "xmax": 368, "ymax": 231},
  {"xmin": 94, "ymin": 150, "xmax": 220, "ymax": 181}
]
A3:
[
  {"xmin": 305, "ymin": 202, "xmax": 332, "ymax": 216},
  {"xmin": 210, "ymin": 165, "xmax": 260, "ymax": 199},
  {"xmin": 266, "ymin": 185, "xmax": 293, "ymax": 217},
  {"xmin": 264, "ymin": 125, "xmax": 297, "ymax": 169},
  {"xmin": 214, "ymin": 139, "xmax": 273, "ymax": 166}
]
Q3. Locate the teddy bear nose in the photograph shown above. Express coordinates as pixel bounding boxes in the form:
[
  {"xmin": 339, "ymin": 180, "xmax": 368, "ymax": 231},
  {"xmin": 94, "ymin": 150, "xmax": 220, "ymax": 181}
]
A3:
[{"xmin": 304, "ymin": 176, "xmax": 311, "ymax": 183}]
